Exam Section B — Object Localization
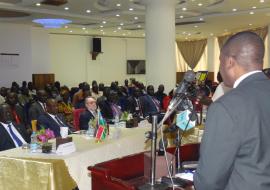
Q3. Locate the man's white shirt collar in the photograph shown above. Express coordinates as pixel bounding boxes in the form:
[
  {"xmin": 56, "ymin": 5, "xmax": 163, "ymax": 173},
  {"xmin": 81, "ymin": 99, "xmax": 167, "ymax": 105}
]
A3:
[{"xmin": 233, "ymin": 70, "xmax": 262, "ymax": 88}]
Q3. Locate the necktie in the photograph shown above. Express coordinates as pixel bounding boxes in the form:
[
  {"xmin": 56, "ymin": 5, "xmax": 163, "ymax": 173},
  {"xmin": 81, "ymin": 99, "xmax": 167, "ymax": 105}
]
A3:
[
  {"xmin": 7, "ymin": 124, "xmax": 23, "ymax": 146},
  {"xmin": 55, "ymin": 115, "xmax": 65, "ymax": 127},
  {"xmin": 12, "ymin": 109, "xmax": 21, "ymax": 124}
]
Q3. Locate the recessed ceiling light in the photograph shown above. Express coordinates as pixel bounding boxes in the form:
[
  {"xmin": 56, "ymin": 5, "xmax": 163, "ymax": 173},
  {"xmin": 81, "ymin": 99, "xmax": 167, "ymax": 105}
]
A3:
[
  {"xmin": 64, "ymin": 25, "xmax": 68, "ymax": 28},
  {"xmin": 137, "ymin": 25, "xmax": 141, "ymax": 28},
  {"xmin": 36, "ymin": 3, "xmax": 41, "ymax": 6},
  {"xmin": 199, "ymin": 17, "xmax": 204, "ymax": 21},
  {"xmin": 194, "ymin": 25, "xmax": 198, "ymax": 28},
  {"xmin": 69, "ymin": 30, "xmax": 72, "ymax": 33},
  {"xmin": 113, "ymin": 30, "xmax": 117, "ymax": 33},
  {"xmin": 100, "ymin": 25, "xmax": 103, "ymax": 28},
  {"xmin": 86, "ymin": 10, "xmax": 91, "ymax": 13},
  {"xmin": 182, "ymin": 31, "xmax": 186, "ymax": 34},
  {"xmin": 232, "ymin": 8, "xmax": 237, "ymax": 12},
  {"xmin": 249, "ymin": 23, "xmax": 253, "ymax": 26},
  {"xmin": 134, "ymin": 16, "xmax": 138, "ymax": 20},
  {"xmin": 116, "ymin": 14, "xmax": 120, "ymax": 17},
  {"xmin": 100, "ymin": 29, "xmax": 103, "ymax": 32},
  {"xmin": 64, "ymin": 7, "xmax": 69, "ymax": 10},
  {"xmin": 198, "ymin": 3, "xmax": 203, "ymax": 6},
  {"xmin": 185, "ymin": 37, "xmax": 188, "ymax": 40},
  {"xmin": 210, "ymin": 33, "xmax": 214, "ymax": 36},
  {"xmin": 249, "ymin": 11, "xmax": 254, "ymax": 15},
  {"xmin": 102, "ymin": 32, "xmax": 105, "ymax": 35},
  {"xmin": 122, "ymin": 33, "xmax": 126, "ymax": 36},
  {"xmin": 182, "ymin": 7, "xmax": 187, "ymax": 11},
  {"xmin": 102, "ymin": 21, "xmax": 106, "ymax": 24},
  {"xmin": 120, "ymin": 23, "xmax": 124, "ymax": 26},
  {"xmin": 188, "ymin": 33, "xmax": 191, "ymax": 36},
  {"xmin": 129, "ymin": 8, "xmax": 134, "ymax": 11},
  {"xmin": 252, "ymin": 6, "xmax": 257, "ymax": 9},
  {"xmin": 260, "ymin": 0, "xmax": 264, "ymax": 3},
  {"xmin": 117, "ymin": 26, "xmax": 121, "ymax": 30},
  {"xmin": 82, "ymin": 27, "xmax": 86, "ymax": 30},
  {"xmin": 179, "ymin": 15, "xmax": 184, "ymax": 19},
  {"xmin": 116, "ymin": 3, "xmax": 121, "ymax": 7},
  {"xmin": 142, "ymin": 33, "xmax": 145, "ymax": 36}
]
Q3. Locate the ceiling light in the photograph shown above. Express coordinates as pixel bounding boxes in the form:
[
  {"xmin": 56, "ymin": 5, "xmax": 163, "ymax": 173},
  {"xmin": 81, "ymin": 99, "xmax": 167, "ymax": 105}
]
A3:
[
  {"xmin": 185, "ymin": 37, "xmax": 188, "ymax": 40},
  {"xmin": 64, "ymin": 7, "xmax": 69, "ymax": 10},
  {"xmin": 82, "ymin": 27, "xmax": 86, "ymax": 30},
  {"xmin": 249, "ymin": 23, "xmax": 253, "ymax": 26},
  {"xmin": 182, "ymin": 31, "xmax": 186, "ymax": 34},
  {"xmin": 116, "ymin": 14, "xmax": 120, "ymax": 17},
  {"xmin": 137, "ymin": 25, "xmax": 141, "ymax": 28},
  {"xmin": 252, "ymin": 6, "xmax": 257, "ymax": 9},
  {"xmin": 199, "ymin": 17, "xmax": 204, "ymax": 21},
  {"xmin": 64, "ymin": 25, "xmax": 68, "ymax": 28},
  {"xmin": 36, "ymin": 3, "xmax": 41, "ymax": 6},
  {"xmin": 180, "ymin": 15, "xmax": 184, "ymax": 19},
  {"xmin": 198, "ymin": 3, "xmax": 203, "ymax": 6},
  {"xmin": 102, "ymin": 21, "xmax": 106, "ymax": 24},
  {"xmin": 113, "ymin": 30, "xmax": 117, "ymax": 33},
  {"xmin": 182, "ymin": 7, "xmax": 187, "ymax": 11},
  {"xmin": 129, "ymin": 8, "xmax": 134, "ymax": 11},
  {"xmin": 194, "ymin": 25, "xmax": 198, "ymax": 28},
  {"xmin": 260, "ymin": 0, "xmax": 264, "ymax": 3},
  {"xmin": 122, "ymin": 33, "xmax": 126, "ymax": 36},
  {"xmin": 210, "ymin": 33, "xmax": 214, "ymax": 36},
  {"xmin": 142, "ymin": 33, "xmax": 145, "ymax": 36},
  {"xmin": 69, "ymin": 30, "xmax": 73, "ymax": 33},
  {"xmin": 100, "ymin": 25, "xmax": 103, "ymax": 28},
  {"xmin": 33, "ymin": 19, "xmax": 72, "ymax": 28},
  {"xmin": 120, "ymin": 23, "xmax": 124, "ymax": 26},
  {"xmin": 116, "ymin": 3, "xmax": 121, "ymax": 7},
  {"xmin": 103, "ymin": 32, "xmax": 105, "ymax": 35},
  {"xmin": 249, "ymin": 11, "xmax": 254, "ymax": 14},
  {"xmin": 117, "ymin": 26, "xmax": 121, "ymax": 30},
  {"xmin": 100, "ymin": 29, "xmax": 103, "ymax": 32},
  {"xmin": 134, "ymin": 16, "xmax": 138, "ymax": 20},
  {"xmin": 188, "ymin": 33, "xmax": 191, "ymax": 36},
  {"xmin": 86, "ymin": 10, "xmax": 91, "ymax": 13},
  {"xmin": 232, "ymin": 8, "xmax": 237, "ymax": 12}
]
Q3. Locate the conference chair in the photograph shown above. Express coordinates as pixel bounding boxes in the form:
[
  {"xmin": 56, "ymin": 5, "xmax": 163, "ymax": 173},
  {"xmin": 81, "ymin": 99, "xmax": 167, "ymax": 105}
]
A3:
[{"xmin": 72, "ymin": 108, "xmax": 85, "ymax": 131}]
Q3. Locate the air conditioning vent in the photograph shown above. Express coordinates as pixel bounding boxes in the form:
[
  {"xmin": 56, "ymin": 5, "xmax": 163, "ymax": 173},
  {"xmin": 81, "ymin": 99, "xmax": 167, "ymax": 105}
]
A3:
[
  {"xmin": 175, "ymin": 21, "xmax": 205, "ymax": 26},
  {"xmin": 0, "ymin": 9, "xmax": 30, "ymax": 17}
]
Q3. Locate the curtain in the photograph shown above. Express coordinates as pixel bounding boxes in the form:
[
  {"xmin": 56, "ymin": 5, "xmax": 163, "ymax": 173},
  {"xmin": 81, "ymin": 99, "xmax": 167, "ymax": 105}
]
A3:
[
  {"xmin": 176, "ymin": 39, "xmax": 207, "ymax": 69},
  {"xmin": 218, "ymin": 27, "xmax": 268, "ymax": 49}
]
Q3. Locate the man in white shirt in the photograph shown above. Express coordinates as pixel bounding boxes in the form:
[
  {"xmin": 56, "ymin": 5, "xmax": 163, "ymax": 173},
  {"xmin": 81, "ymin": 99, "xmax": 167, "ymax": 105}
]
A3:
[{"xmin": 0, "ymin": 103, "xmax": 30, "ymax": 151}]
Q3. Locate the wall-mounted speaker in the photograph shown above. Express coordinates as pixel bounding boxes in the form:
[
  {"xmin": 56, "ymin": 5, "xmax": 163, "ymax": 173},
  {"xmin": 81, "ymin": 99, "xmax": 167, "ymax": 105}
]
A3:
[{"xmin": 92, "ymin": 38, "xmax": 102, "ymax": 52}]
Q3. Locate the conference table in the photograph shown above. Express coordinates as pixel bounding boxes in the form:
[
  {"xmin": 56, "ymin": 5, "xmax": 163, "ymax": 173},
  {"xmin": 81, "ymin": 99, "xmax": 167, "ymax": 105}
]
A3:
[
  {"xmin": 0, "ymin": 121, "xmax": 153, "ymax": 190},
  {"xmin": 0, "ymin": 121, "xmax": 201, "ymax": 190}
]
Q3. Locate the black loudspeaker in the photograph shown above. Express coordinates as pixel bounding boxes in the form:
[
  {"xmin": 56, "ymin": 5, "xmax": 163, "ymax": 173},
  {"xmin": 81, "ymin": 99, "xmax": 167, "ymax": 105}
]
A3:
[{"xmin": 92, "ymin": 38, "xmax": 101, "ymax": 52}]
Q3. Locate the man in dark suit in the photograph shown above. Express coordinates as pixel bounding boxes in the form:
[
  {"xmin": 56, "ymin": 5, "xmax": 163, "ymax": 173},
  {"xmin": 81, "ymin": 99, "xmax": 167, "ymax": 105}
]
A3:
[
  {"xmin": 126, "ymin": 87, "xmax": 143, "ymax": 117},
  {"xmin": 0, "ymin": 103, "xmax": 30, "ymax": 151},
  {"xmin": 37, "ymin": 98, "xmax": 69, "ymax": 137},
  {"xmin": 28, "ymin": 89, "xmax": 47, "ymax": 121},
  {"xmin": 79, "ymin": 96, "xmax": 97, "ymax": 130},
  {"xmin": 139, "ymin": 85, "xmax": 161, "ymax": 118},
  {"xmin": 194, "ymin": 32, "xmax": 270, "ymax": 190}
]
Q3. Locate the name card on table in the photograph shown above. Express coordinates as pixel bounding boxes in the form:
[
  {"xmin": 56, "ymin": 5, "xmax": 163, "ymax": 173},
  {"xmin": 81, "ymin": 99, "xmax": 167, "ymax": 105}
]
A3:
[{"xmin": 56, "ymin": 142, "xmax": 76, "ymax": 155}]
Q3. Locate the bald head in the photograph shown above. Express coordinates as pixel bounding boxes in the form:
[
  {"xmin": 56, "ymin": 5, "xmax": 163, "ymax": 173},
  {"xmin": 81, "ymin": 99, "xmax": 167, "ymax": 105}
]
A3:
[{"xmin": 221, "ymin": 31, "xmax": 264, "ymax": 70}]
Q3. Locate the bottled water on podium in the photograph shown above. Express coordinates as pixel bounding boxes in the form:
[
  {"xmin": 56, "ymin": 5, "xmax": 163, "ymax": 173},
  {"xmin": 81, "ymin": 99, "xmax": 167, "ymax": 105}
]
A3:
[{"xmin": 30, "ymin": 131, "xmax": 38, "ymax": 153}]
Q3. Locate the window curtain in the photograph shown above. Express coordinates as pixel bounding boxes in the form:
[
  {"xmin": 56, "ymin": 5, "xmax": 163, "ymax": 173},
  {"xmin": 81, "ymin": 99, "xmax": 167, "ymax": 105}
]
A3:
[
  {"xmin": 175, "ymin": 42, "xmax": 208, "ymax": 72},
  {"xmin": 218, "ymin": 27, "xmax": 268, "ymax": 49},
  {"xmin": 176, "ymin": 39, "xmax": 207, "ymax": 69}
]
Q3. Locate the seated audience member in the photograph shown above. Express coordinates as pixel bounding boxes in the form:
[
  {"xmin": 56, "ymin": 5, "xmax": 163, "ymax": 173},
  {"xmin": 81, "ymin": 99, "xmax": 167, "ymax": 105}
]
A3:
[
  {"xmin": 98, "ymin": 83, "xmax": 105, "ymax": 93},
  {"xmin": 79, "ymin": 96, "xmax": 97, "ymax": 130},
  {"xmin": 18, "ymin": 87, "xmax": 33, "ymax": 107},
  {"xmin": 99, "ymin": 90, "xmax": 122, "ymax": 122},
  {"xmin": 163, "ymin": 89, "xmax": 174, "ymax": 111},
  {"xmin": 28, "ymin": 89, "xmax": 48, "ymax": 121},
  {"xmin": 154, "ymin": 84, "xmax": 167, "ymax": 110},
  {"xmin": 139, "ymin": 85, "xmax": 161, "ymax": 118},
  {"xmin": 91, "ymin": 83, "xmax": 102, "ymax": 100},
  {"xmin": 54, "ymin": 81, "xmax": 61, "ymax": 92},
  {"xmin": 58, "ymin": 89, "xmax": 73, "ymax": 126},
  {"xmin": 72, "ymin": 82, "xmax": 85, "ymax": 106},
  {"xmin": 37, "ymin": 98, "xmax": 69, "ymax": 137},
  {"xmin": 10, "ymin": 81, "xmax": 20, "ymax": 94},
  {"xmin": 118, "ymin": 86, "xmax": 129, "ymax": 111},
  {"xmin": 127, "ymin": 87, "xmax": 143, "ymax": 117},
  {"xmin": 75, "ymin": 84, "xmax": 91, "ymax": 109},
  {"xmin": 6, "ymin": 92, "xmax": 27, "ymax": 126},
  {"xmin": 0, "ymin": 87, "xmax": 7, "ymax": 104},
  {"xmin": 0, "ymin": 103, "xmax": 30, "ymax": 151},
  {"xmin": 27, "ymin": 82, "xmax": 36, "ymax": 97},
  {"xmin": 212, "ymin": 72, "xmax": 232, "ymax": 102}
]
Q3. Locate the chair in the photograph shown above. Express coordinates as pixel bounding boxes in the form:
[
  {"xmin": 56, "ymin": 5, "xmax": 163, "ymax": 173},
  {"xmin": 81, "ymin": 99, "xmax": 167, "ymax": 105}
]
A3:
[{"xmin": 72, "ymin": 108, "xmax": 85, "ymax": 131}]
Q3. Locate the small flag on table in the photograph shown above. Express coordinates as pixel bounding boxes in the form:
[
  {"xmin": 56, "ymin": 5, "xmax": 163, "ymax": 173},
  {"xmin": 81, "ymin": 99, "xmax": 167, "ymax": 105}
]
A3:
[{"xmin": 95, "ymin": 111, "xmax": 108, "ymax": 141}]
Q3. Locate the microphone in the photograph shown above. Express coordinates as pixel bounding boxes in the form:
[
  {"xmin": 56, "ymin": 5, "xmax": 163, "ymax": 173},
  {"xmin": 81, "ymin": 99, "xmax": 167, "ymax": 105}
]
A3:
[{"xmin": 168, "ymin": 70, "xmax": 196, "ymax": 111}]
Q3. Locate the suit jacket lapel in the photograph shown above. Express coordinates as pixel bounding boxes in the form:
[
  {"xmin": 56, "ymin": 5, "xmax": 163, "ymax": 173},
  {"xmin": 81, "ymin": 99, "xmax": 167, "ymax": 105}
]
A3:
[{"xmin": 0, "ymin": 123, "xmax": 16, "ymax": 146}]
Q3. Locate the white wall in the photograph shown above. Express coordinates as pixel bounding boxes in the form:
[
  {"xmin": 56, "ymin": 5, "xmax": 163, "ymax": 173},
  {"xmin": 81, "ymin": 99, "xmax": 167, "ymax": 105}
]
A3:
[{"xmin": 50, "ymin": 34, "xmax": 146, "ymax": 87}]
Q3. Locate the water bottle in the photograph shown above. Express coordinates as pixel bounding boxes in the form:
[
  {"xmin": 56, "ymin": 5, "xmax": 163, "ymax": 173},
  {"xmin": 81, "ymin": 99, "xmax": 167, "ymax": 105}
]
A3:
[
  {"xmin": 30, "ymin": 132, "xmax": 38, "ymax": 153},
  {"xmin": 114, "ymin": 114, "xmax": 119, "ymax": 127}
]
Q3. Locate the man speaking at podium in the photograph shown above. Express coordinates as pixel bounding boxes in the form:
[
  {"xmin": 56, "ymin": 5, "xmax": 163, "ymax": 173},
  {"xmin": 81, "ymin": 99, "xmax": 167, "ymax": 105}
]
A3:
[{"xmin": 194, "ymin": 31, "xmax": 270, "ymax": 190}]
